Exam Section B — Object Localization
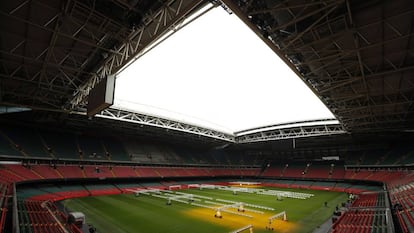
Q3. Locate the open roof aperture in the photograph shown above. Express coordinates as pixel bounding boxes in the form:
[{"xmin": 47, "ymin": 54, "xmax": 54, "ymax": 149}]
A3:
[{"xmin": 114, "ymin": 5, "xmax": 335, "ymax": 134}]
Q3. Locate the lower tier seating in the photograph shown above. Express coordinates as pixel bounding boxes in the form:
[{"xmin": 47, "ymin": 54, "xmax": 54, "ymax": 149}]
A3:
[
  {"xmin": 18, "ymin": 200, "xmax": 81, "ymax": 233},
  {"xmin": 1, "ymin": 163, "xmax": 413, "ymax": 233}
]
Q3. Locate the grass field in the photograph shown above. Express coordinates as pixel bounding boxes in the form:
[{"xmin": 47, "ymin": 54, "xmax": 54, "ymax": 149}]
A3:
[{"xmin": 62, "ymin": 187, "xmax": 347, "ymax": 233}]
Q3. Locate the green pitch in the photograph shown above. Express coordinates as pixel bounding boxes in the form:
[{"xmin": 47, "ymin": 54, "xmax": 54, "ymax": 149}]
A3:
[{"xmin": 62, "ymin": 187, "xmax": 347, "ymax": 233}]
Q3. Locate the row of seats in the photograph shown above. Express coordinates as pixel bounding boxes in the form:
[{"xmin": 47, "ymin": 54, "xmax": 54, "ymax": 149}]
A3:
[
  {"xmin": 17, "ymin": 200, "xmax": 81, "ymax": 233},
  {"xmin": 20, "ymin": 183, "xmax": 154, "ymax": 201},
  {"xmin": 333, "ymin": 210, "xmax": 375, "ymax": 232},
  {"xmin": 3, "ymin": 126, "xmax": 414, "ymax": 167},
  {"xmin": 0, "ymin": 164, "xmax": 261, "ymax": 184},
  {"xmin": 388, "ymin": 176, "xmax": 414, "ymax": 233},
  {"xmin": 23, "ymin": 188, "xmax": 91, "ymax": 202},
  {"xmin": 351, "ymin": 193, "xmax": 380, "ymax": 207},
  {"xmin": 331, "ymin": 171, "xmax": 414, "ymax": 233},
  {"xmin": 15, "ymin": 179, "xmax": 386, "ymax": 233},
  {"xmin": 0, "ymin": 184, "xmax": 8, "ymax": 233},
  {"xmin": 332, "ymin": 195, "xmax": 388, "ymax": 233},
  {"xmin": 262, "ymin": 162, "xmax": 346, "ymax": 179},
  {"xmin": 0, "ymin": 127, "xmax": 130, "ymax": 161},
  {"xmin": 0, "ymin": 127, "xmax": 263, "ymax": 165},
  {"xmin": 0, "ymin": 162, "xmax": 407, "ymax": 183},
  {"xmin": 1, "ymin": 163, "xmax": 408, "ymax": 187},
  {"xmin": 344, "ymin": 169, "xmax": 405, "ymax": 183},
  {"xmin": 263, "ymin": 163, "xmax": 410, "ymax": 182},
  {"xmin": 1, "ymin": 162, "xmax": 413, "ymax": 233}
]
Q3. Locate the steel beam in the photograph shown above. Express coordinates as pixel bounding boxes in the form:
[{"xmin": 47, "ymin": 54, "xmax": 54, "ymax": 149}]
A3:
[
  {"xmin": 68, "ymin": 0, "xmax": 208, "ymax": 109},
  {"xmin": 96, "ymin": 107, "xmax": 235, "ymax": 142},
  {"xmin": 235, "ymin": 123, "xmax": 346, "ymax": 144}
]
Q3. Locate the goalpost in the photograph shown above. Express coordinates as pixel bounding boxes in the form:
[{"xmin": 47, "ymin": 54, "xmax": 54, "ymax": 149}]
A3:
[
  {"xmin": 168, "ymin": 185, "xmax": 181, "ymax": 190},
  {"xmin": 127, "ymin": 188, "xmax": 161, "ymax": 196},
  {"xmin": 213, "ymin": 202, "xmax": 253, "ymax": 219},
  {"xmin": 230, "ymin": 224, "xmax": 253, "ymax": 233},
  {"xmin": 266, "ymin": 211, "xmax": 287, "ymax": 231}
]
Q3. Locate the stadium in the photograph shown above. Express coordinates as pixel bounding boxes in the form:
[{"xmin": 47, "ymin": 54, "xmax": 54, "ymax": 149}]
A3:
[{"xmin": 0, "ymin": 0, "xmax": 414, "ymax": 233}]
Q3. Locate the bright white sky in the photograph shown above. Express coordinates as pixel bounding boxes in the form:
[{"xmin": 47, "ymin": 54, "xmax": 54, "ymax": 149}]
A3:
[{"xmin": 114, "ymin": 5, "xmax": 335, "ymax": 134}]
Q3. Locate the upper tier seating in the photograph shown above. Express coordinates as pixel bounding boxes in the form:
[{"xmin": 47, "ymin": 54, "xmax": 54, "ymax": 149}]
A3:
[
  {"xmin": 1, "ymin": 127, "xmax": 48, "ymax": 158},
  {"xmin": 78, "ymin": 135, "xmax": 108, "ymax": 161},
  {"xmin": 41, "ymin": 131, "xmax": 79, "ymax": 159},
  {"xmin": 0, "ymin": 132, "xmax": 23, "ymax": 157},
  {"xmin": 262, "ymin": 161, "xmax": 347, "ymax": 180},
  {"xmin": 0, "ymin": 129, "xmax": 241, "ymax": 165},
  {"xmin": 112, "ymin": 166, "xmax": 137, "ymax": 177},
  {"xmin": 56, "ymin": 165, "xmax": 85, "ymax": 179},
  {"xmin": 304, "ymin": 163, "xmax": 331, "ymax": 179},
  {"xmin": 0, "ymin": 164, "xmax": 261, "ymax": 182},
  {"xmin": 0, "ymin": 184, "xmax": 8, "ymax": 233},
  {"xmin": 282, "ymin": 163, "xmax": 304, "ymax": 178},
  {"xmin": 101, "ymin": 137, "xmax": 129, "ymax": 161}
]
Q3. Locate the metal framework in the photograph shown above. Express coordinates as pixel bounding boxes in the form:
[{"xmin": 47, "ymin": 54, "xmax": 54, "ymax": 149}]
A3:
[
  {"xmin": 0, "ymin": 0, "xmax": 208, "ymax": 111},
  {"xmin": 68, "ymin": 0, "xmax": 210, "ymax": 109},
  {"xmin": 222, "ymin": 0, "xmax": 414, "ymax": 133},
  {"xmin": 235, "ymin": 120, "xmax": 346, "ymax": 143},
  {"xmin": 1, "ymin": 0, "xmax": 414, "ymax": 143},
  {"xmin": 94, "ymin": 108, "xmax": 346, "ymax": 143},
  {"xmin": 96, "ymin": 107, "xmax": 235, "ymax": 142}
]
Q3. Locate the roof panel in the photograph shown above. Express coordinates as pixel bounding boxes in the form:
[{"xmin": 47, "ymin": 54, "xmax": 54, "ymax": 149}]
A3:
[{"xmin": 1, "ymin": 0, "xmax": 414, "ymax": 138}]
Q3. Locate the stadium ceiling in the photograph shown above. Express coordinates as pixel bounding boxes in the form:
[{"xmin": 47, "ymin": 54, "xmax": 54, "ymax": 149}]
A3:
[
  {"xmin": 95, "ymin": 108, "xmax": 345, "ymax": 142},
  {"xmin": 221, "ymin": 0, "xmax": 414, "ymax": 133},
  {"xmin": 0, "ymin": 0, "xmax": 209, "ymax": 110},
  {"xmin": 0, "ymin": 0, "xmax": 413, "ymax": 142}
]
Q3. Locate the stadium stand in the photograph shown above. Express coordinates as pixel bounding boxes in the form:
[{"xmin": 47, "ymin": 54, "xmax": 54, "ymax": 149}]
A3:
[
  {"xmin": 83, "ymin": 165, "xmax": 114, "ymax": 178},
  {"xmin": 400, "ymin": 152, "xmax": 414, "ymax": 165},
  {"xmin": 184, "ymin": 167, "xmax": 209, "ymax": 177},
  {"xmin": 262, "ymin": 161, "xmax": 348, "ymax": 180},
  {"xmin": 21, "ymin": 200, "xmax": 82, "ymax": 233},
  {"xmin": 281, "ymin": 163, "xmax": 304, "ymax": 178},
  {"xmin": 387, "ymin": 174, "xmax": 414, "ymax": 233},
  {"xmin": 101, "ymin": 138, "xmax": 130, "ymax": 161},
  {"xmin": 0, "ymin": 184, "xmax": 8, "ymax": 233},
  {"xmin": 56, "ymin": 166, "xmax": 85, "ymax": 179},
  {"xmin": 30, "ymin": 164, "xmax": 63, "ymax": 180},
  {"xmin": 332, "ymin": 192, "xmax": 388, "ymax": 233},
  {"xmin": 78, "ymin": 135, "xmax": 108, "ymax": 161},
  {"xmin": 330, "ymin": 163, "xmax": 346, "ymax": 179},
  {"xmin": 3, "ymin": 164, "xmax": 41, "ymax": 181},
  {"xmin": 0, "ymin": 128, "xmax": 47, "ymax": 158},
  {"xmin": 0, "ymin": 163, "xmax": 263, "ymax": 183},
  {"xmin": 1, "ymin": 0, "xmax": 414, "ymax": 232},
  {"xmin": 261, "ymin": 164, "xmax": 283, "ymax": 177},
  {"xmin": 0, "ymin": 132, "xmax": 23, "ymax": 158},
  {"xmin": 333, "ymin": 209, "xmax": 387, "ymax": 233},
  {"xmin": 84, "ymin": 184, "xmax": 122, "ymax": 196},
  {"xmin": 1, "ymin": 126, "xmax": 414, "ymax": 233},
  {"xmin": 111, "ymin": 166, "xmax": 136, "ymax": 178},
  {"xmin": 240, "ymin": 168, "xmax": 260, "ymax": 177},
  {"xmin": 304, "ymin": 162, "xmax": 333, "ymax": 179},
  {"xmin": 360, "ymin": 150, "xmax": 384, "ymax": 165},
  {"xmin": 41, "ymin": 131, "xmax": 79, "ymax": 160},
  {"xmin": 1, "ymin": 159, "xmax": 413, "ymax": 233},
  {"xmin": 310, "ymin": 181, "xmax": 336, "ymax": 191}
]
